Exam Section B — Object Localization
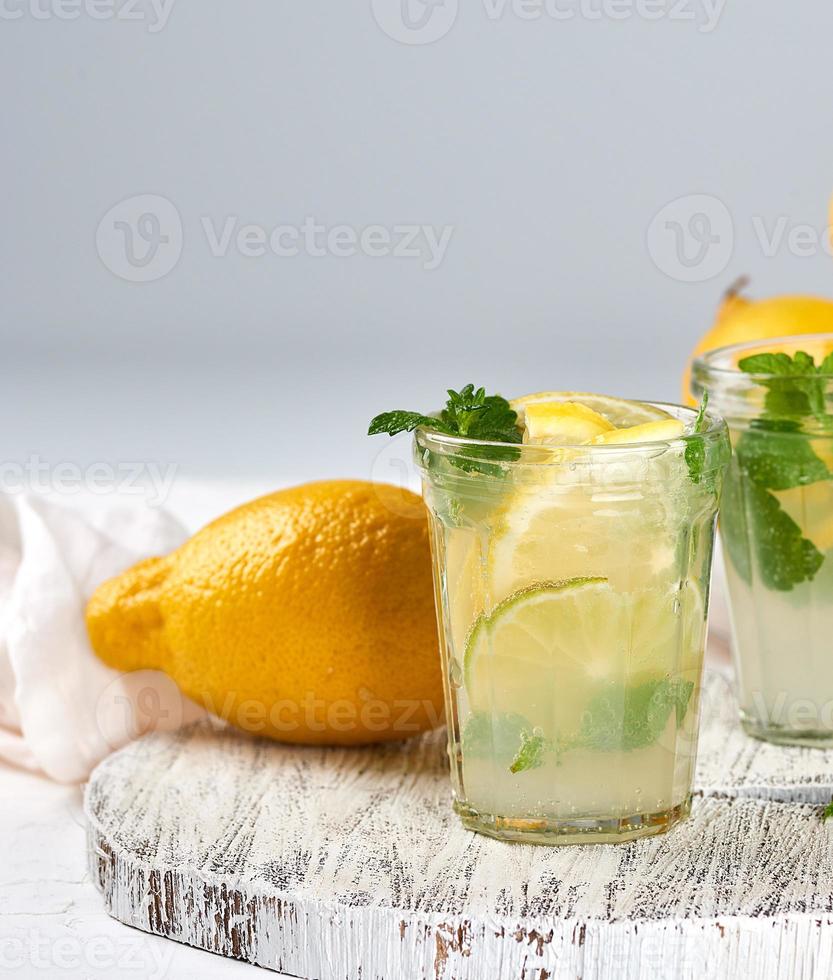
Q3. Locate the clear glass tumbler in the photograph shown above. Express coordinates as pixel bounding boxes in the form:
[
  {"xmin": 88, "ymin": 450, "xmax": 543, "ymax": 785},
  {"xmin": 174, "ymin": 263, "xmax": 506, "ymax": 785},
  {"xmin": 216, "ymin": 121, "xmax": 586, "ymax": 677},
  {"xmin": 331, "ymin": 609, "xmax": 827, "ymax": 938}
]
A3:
[
  {"xmin": 693, "ymin": 335, "xmax": 833, "ymax": 747},
  {"xmin": 415, "ymin": 403, "xmax": 729, "ymax": 844}
]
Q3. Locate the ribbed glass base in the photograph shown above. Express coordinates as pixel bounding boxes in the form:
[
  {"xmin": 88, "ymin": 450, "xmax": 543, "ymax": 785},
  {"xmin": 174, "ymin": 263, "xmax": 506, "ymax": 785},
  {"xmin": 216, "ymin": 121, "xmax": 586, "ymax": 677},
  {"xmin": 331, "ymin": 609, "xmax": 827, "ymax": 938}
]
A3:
[
  {"xmin": 741, "ymin": 714, "xmax": 833, "ymax": 749},
  {"xmin": 454, "ymin": 797, "xmax": 691, "ymax": 846}
]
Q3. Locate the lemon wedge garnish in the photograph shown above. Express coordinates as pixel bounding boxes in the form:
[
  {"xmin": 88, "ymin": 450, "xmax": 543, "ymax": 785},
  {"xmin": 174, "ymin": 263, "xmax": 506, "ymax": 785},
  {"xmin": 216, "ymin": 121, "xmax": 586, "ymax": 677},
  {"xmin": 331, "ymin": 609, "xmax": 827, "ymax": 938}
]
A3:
[
  {"xmin": 524, "ymin": 401, "xmax": 614, "ymax": 445},
  {"xmin": 593, "ymin": 419, "xmax": 685, "ymax": 446},
  {"xmin": 511, "ymin": 391, "xmax": 672, "ymax": 428}
]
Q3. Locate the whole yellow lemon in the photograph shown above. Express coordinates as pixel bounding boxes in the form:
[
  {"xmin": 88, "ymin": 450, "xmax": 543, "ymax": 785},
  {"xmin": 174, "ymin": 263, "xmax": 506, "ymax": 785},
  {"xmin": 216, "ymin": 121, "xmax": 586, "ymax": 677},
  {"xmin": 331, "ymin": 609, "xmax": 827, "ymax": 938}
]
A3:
[
  {"xmin": 682, "ymin": 278, "xmax": 833, "ymax": 404},
  {"xmin": 86, "ymin": 481, "xmax": 444, "ymax": 745}
]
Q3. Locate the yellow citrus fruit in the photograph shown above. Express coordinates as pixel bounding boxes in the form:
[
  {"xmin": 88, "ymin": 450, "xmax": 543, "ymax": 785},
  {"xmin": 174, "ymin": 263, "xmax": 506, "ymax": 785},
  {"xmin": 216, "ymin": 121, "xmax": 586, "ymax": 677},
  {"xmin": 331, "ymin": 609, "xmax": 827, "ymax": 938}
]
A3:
[
  {"xmin": 523, "ymin": 400, "xmax": 615, "ymax": 444},
  {"xmin": 592, "ymin": 418, "xmax": 685, "ymax": 445},
  {"xmin": 682, "ymin": 278, "xmax": 833, "ymax": 404},
  {"xmin": 86, "ymin": 481, "xmax": 443, "ymax": 745},
  {"xmin": 511, "ymin": 391, "xmax": 670, "ymax": 427}
]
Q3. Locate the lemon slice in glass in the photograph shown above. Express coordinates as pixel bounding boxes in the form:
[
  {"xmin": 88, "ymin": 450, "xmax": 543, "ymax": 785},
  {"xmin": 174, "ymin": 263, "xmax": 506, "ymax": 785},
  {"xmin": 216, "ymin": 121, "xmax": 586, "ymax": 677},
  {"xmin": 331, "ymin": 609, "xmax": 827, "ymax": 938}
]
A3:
[
  {"xmin": 511, "ymin": 391, "xmax": 672, "ymax": 429},
  {"xmin": 592, "ymin": 419, "xmax": 685, "ymax": 446},
  {"xmin": 523, "ymin": 401, "xmax": 614, "ymax": 445},
  {"xmin": 488, "ymin": 465, "xmax": 683, "ymax": 597},
  {"xmin": 489, "ymin": 403, "xmax": 688, "ymax": 598}
]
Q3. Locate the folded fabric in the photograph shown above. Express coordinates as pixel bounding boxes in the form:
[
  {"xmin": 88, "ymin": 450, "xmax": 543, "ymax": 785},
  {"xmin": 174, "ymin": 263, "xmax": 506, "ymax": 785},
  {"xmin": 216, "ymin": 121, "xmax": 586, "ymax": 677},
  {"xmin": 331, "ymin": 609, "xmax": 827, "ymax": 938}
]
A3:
[{"xmin": 0, "ymin": 492, "xmax": 207, "ymax": 783}]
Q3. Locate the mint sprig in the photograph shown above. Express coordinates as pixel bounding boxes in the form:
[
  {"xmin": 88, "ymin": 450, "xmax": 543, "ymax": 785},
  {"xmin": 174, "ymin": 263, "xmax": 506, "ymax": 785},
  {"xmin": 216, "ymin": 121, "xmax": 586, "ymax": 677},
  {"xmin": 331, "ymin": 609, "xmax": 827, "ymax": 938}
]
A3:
[
  {"xmin": 745, "ymin": 482, "xmax": 824, "ymax": 591},
  {"xmin": 577, "ymin": 677, "xmax": 694, "ymax": 752},
  {"xmin": 369, "ymin": 385, "xmax": 522, "ymax": 477},
  {"xmin": 369, "ymin": 385, "xmax": 521, "ymax": 444},
  {"xmin": 368, "ymin": 411, "xmax": 450, "ymax": 437},
  {"xmin": 734, "ymin": 421, "xmax": 829, "ymax": 491},
  {"xmin": 729, "ymin": 350, "xmax": 832, "ymax": 592},
  {"xmin": 462, "ymin": 674, "xmax": 695, "ymax": 776},
  {"xmin": 739, "ymin": 350, "xmax": 833, "ymax": 424},
  {"xmin": 685, "ymin": 391, "xmax": 712, "ymax": 489},
  {"xmin": 823, "ymin": 798, "xmax": 833, "ymax": 822}
]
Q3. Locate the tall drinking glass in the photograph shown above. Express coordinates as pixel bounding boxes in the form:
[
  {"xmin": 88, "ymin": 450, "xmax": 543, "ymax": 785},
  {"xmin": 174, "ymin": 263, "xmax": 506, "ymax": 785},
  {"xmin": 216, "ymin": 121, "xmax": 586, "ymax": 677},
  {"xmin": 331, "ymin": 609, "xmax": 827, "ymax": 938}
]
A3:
[
  {"xmin": 416, "ymin": 402, "xmax": 729, "ymax": 844},
  {"xmin": 693, "ymin": 335, "xmax": 833, "ymax": 746}
]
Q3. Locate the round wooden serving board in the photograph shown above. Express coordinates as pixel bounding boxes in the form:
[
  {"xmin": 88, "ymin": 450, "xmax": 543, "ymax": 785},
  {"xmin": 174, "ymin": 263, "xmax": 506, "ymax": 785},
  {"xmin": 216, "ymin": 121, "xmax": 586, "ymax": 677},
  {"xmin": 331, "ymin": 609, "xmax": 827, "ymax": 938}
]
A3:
[{"xmin": 85, "ymin": 670, "xmax": 833, "ymax": 980}]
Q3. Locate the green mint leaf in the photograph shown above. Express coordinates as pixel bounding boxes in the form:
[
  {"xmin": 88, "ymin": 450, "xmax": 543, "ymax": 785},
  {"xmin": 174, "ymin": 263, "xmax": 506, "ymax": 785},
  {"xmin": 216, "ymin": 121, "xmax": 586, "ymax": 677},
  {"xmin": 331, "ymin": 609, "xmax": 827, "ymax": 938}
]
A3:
[
  {"xmin": 466, "ymin": 397, "xmax": 523, "ymax": 444},
  {"xmin": 369, "ymin": 385, "xmax": 519, "ymax": 444},
  {"xmin": 672, "ymin": 679, "xmax": 696, "ymax": 727},
  {"xmin": 745, "ymin": 482, "xmax": 824, "ymax": 591},
  {"xmin": 721, "ymin": 470, "xmax": 824, "ymax": 591},
  {"xmin": 441, "ymin": 385, "xmax": 488, "ymax": 437},
  {"xmin": 820, "ymin": 352, "xmax": 833, "ymax": 375},
  {"xmin": 719, "ymin": 462, "xmax": 753, "ymax": 585},
  {"xmin": 368, "ymin": 385, "xmax": 522, "ymax": 479},
  {"xmin": 732, "ymin": 351, "xmax": 833, "ymax": 592},
  {"xmin": 685, "ymin": 441, "xmax": 706, "ymax": 488},
  {"xmin": 461, "ymin": 712, "xmax": 530, "ymax": 764},
  {"xmin": 765, "ymin": 377, "xmax": 824, "ymax": 419},
  {"xmin": 685, "ymin": 391, "xmax": 711, "ymax": 489},
  {"xmin": 823, "ymin": 798, "xmax": 833, "ymax": 822},
  {"xmin": 738, "ymin": 352, "xmax": 803, "ymax": 376},
  {"xmin": 737, "ymin": 421, "xmax": 830, "ymax": 491},
  {"xmin": 578, "ymin": 677, "xmax": 694, "ymax": 752},
  {"xmin": 740, "ymin": 350, "xmax": 827, "ymax": 420},
  {"xmin": 793, "ymin": 350, "xmax": 817, "ymax": 372},
  {"xmin": 732, "ymin": 349, "xmax": 831, "ymax": 591},
  {"xmin": 693, "ymin": 390, "xmax": 710, "ymax": 430},
  {"xmin": 368, "ymin": 411, "xmax": 451, "ymax": 437},
  {"xmin": 509, "ymin": 729, "xmax": 549, "ymax": 774},
  {"xmin": 438, "ymin": 387, "xmax": 521, "ymax": 443}
]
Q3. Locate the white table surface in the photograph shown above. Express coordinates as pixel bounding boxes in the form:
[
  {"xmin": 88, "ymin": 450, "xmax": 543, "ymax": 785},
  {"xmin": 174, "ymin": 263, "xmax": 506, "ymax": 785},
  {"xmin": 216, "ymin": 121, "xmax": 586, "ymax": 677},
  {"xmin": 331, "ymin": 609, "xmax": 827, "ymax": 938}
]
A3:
[{"xmin": 0, "ymin": 479, "xmax": 736, "ymax": 980}]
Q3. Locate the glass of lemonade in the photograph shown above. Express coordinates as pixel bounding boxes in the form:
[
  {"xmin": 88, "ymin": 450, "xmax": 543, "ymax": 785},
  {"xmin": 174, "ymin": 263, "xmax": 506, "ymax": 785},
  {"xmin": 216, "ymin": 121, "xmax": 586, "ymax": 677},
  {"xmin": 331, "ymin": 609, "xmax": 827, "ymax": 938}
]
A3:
[
  {"xmin": 415, "ymin": 392, "xmax": 729, "ymax": 845},
  {"xmin": 693, "ymin": 335, "xmax": 833, "ymax": 747}
]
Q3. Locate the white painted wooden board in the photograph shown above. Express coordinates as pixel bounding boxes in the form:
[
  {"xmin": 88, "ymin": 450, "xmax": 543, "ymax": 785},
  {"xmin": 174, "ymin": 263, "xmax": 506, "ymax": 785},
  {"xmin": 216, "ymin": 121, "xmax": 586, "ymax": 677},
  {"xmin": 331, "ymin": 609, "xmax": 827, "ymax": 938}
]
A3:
[
  {"xmin": 696, "ymin": 668, "xmax": 833, "ymax": 803},
  {"xmin": 85, "ymin": 669, "xmax": 833, "ymax": 980}
]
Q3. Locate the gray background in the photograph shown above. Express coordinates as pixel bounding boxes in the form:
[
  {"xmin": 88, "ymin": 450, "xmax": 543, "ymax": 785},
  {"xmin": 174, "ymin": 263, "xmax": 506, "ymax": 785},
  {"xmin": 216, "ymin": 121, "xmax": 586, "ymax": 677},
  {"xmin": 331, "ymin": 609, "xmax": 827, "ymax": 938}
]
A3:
[{"xmin": 2, "ymin": 0, "xmax": 833, "ymax": 489}]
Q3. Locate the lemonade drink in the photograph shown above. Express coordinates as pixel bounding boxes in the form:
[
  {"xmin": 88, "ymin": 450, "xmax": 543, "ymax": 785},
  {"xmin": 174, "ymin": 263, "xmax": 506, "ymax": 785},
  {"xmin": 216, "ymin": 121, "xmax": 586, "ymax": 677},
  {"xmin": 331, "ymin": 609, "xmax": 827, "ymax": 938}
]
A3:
[
  {"xmin": 694, "ymin": 337, "xmax": 833, "ymax": 746},
  {"xmin": 413, "ymin": 393, "xmax": 728, "ymax": 845}
]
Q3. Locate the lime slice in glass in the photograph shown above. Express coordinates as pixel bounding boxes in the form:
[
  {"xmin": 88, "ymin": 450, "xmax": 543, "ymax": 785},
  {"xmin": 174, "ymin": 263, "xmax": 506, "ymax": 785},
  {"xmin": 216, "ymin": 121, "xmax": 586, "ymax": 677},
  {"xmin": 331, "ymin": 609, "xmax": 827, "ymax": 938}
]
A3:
[{"xmin": 464, "ymin": 577, "xmax": 704, "ymax": 738}]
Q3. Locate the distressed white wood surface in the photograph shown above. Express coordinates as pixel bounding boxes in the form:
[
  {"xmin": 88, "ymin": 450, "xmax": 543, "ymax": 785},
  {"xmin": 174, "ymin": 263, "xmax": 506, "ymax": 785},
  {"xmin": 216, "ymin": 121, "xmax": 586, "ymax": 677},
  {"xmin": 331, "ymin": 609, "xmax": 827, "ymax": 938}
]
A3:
[
  {"xmin": 696, "ymin": 668, "xmax": 833, "ymax": 803},
  {"xmin": 85, "ymin": 668, "xmax": 833, "ymax": 980}
]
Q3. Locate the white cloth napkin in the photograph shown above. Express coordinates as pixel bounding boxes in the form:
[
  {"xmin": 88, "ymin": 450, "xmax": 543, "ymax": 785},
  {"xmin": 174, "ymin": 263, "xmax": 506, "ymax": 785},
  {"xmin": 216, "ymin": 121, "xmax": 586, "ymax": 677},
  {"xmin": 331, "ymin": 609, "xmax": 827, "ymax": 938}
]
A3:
[{"xmin": 0, "ymin": 492, "xmax": 206, "ymax": 783}]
